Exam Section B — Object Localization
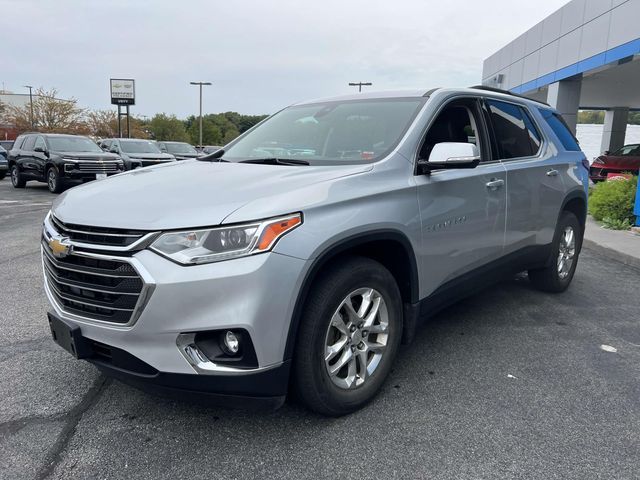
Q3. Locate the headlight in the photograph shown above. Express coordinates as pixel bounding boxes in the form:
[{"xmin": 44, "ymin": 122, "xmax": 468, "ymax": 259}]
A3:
[{"xmin": 150, "ymin": 213, "xmax": 302, "ymax": 265}]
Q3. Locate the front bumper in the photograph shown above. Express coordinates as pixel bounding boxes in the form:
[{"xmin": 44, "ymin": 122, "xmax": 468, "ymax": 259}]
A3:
[{"xmin": 43, "ymin": 241, "xmax": 308, "ymax": 400}]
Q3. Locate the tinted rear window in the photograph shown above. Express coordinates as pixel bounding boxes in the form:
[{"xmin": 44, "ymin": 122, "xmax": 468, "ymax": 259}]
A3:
[
  {"xmin": 539, "ymin": 109, "xmax": 580, "ymax": 151},
  {"xmin": 486, "ymin": 100, "xmax": 541, "ymax": 160}
]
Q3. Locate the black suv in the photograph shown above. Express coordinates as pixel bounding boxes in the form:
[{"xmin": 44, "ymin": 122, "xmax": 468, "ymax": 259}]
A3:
[{"xmin": 8, "ymin": 133, "xmax": 124, "ymax": 193}]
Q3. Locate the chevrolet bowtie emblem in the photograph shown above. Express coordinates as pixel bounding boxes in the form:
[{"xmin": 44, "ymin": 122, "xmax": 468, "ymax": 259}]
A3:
[{"xmin": 49, "ymin": 236, "xmax": 72, "ymax": 259}]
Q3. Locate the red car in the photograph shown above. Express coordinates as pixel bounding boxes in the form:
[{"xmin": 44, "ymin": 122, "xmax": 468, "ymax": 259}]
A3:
[{"xmin": 590, "ymin": 143, "xmax": 640, "ymax": 182}]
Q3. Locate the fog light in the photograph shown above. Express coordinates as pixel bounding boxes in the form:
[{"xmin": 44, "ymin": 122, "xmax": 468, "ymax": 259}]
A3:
[{"xmin": 222, "ymin": 331, "xmax": 239, "ymax": 355}]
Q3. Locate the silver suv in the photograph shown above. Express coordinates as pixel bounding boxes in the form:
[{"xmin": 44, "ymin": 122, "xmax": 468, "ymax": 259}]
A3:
[{"xmin": 42, "ymin": 87, "xmax": 589, "ymax": 416}]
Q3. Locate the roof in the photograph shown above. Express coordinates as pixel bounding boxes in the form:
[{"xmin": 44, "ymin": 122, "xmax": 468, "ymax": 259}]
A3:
[
  {"xmin": 293, "ymin": 87, "xmax": 552, "ymax": 109},
  {"xmin": 293, "ymin": 89, "xmax": 429, "ymax": 105}
]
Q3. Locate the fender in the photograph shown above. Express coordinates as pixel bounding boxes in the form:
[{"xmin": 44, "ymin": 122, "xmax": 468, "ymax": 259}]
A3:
[{"xmin": 283, "ymin": 229, "xmax": 420, "ymax": 360}]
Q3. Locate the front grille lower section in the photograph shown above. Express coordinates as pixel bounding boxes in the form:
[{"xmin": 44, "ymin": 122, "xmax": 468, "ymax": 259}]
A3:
[
  {"xmin": 42, "ymin": 242, "xmax": 144, "ymax": 325},
  {"xmin": 50, "ymin": 215, "xmax": 148, "ymax": 248},
  {"xmin": 77, "ymin": 162, "xmax": 121, "ymax": 173}
]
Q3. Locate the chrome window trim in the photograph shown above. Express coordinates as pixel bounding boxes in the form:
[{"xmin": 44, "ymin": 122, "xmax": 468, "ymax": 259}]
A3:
[{"xmin": 44, "ymin": 212, "xmax": 160, "ymax": 252}]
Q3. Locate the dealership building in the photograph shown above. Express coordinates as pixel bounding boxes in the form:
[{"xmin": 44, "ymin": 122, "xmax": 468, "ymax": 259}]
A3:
[{"xmin": 482, "ymin": 0, "xmax": 640, "ymax": 154}]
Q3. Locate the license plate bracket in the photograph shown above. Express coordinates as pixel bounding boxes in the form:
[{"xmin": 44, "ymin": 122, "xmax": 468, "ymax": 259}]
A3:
[
  {"xmin": 47, "ymin": 313, "xmax": 93, "ymax": 359},
  {"xmin": 96, "ymin": 173, "xmax": 107, "ymax": 180}
]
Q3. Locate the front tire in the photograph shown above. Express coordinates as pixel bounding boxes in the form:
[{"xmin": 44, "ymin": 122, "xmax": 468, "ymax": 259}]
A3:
[
  {"xmin": 528, "ymin": 211, "xmax": 582, "ymax": 293},
  {"xmin": 292, "ymin": 256, "xmax": 403, "ymax": 416},
  {"xmin": 47, "ymin": 166, "xmax": 64, "ymax": 193},
  {"xmin": 10, "ymin": 165, "xmax": 26, "ymax": 188}
]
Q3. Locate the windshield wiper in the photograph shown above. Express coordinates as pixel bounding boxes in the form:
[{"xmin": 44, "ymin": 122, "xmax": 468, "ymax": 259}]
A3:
[
  {"xmin": 198, "ymin": 148, "xmax": 227, "ymax": 162},
  {"xmin": 238, "ymin": 157, "xmax": 310, "ymax": 166}
]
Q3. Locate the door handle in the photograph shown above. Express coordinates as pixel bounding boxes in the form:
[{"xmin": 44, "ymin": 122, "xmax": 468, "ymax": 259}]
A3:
[
  {"xmin": 546, "ymin": 169, "xmax": 559, "ymax": 177},
  {"xmin": 485, "ymin": 178, "xmax": 504, "ymax": 190}
]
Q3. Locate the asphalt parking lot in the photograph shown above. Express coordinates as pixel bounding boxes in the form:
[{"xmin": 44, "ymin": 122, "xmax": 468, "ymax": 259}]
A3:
[{"xmin": 1, "ymin": 179, "xmax": 639, "ymax": 480}]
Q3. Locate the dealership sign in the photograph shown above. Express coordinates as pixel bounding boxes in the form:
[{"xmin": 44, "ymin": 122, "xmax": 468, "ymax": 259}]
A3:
[{"xmin": 110, "ymin": 79, "xmax": 135, "ymax": 105}]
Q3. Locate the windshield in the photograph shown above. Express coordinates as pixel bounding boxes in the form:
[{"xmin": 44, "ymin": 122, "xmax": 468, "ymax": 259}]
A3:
[
  {"xmin": 120, "ymin": 140, "xmax": 161, "ymax": 154},
  {"xmin": 48, "ymin": 136, "xmax": 103, "ymax": 153},
  {"xmin": 223, "ymin": 98, "xmax": 425, "ymax": 165},
  {"xmin": 165, "ymin": 142, "xmax": 197, "ymax": 154},
  {"xmin": 611, "ymin": 144, "xmax": 640, "ymax": 157}
]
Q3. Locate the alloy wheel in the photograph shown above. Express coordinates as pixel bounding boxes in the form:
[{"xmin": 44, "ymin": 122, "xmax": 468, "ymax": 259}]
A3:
[
  {"xmin": 557, "ymin": 226, "xmax": 576, "ymax": 280},
  {"xmin": 48, "ymin": 169, "xmax": 57, "ymax": 191},
  {"xmin": 323, "ymin": 287, "xmax": 389, "ymax": 390}
]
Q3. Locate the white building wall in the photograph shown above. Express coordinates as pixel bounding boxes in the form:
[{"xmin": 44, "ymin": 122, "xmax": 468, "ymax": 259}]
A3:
[{"xmin": 482, "ymin": 0, "xmax": 640, "ymax": 92}]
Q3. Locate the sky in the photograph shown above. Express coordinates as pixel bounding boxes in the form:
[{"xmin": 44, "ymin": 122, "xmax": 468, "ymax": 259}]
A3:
[{"xmin": 1, "ymin": 0, "xmax": 569, "ymax": 118}]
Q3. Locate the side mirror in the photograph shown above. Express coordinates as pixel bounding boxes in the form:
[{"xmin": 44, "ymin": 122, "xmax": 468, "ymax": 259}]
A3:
[
  {"xmin": 419, "ymin": 142, "xmax": 480, "ymax": 173},
  {"xmin": 34, "ymin": 146, "xmax": 46, "ymax": 154},
  {"xmin": 109, "ymin": 145, "xmax": 119, "ymax": 154},
  {"xmin": 603, "ymin": 150, "xmax": 610, "ymax": 155}
]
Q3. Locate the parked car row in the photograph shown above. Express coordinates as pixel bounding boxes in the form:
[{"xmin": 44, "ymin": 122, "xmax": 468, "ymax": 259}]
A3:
[{"xmin": 3, "ymin": 133, "xmax": 204, "ymax": 193}]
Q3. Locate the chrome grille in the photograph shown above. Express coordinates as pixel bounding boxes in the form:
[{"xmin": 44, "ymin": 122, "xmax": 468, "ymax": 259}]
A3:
[
  {"xmin": 50, "ymin": 215, "xmax": 148, "ymax": 248},
  {"xmin": 77, "ymin": 162, "xmax": 121, "ymax": 173},
  {"xmin": 42, "ymin": 242, "xmax": 144, "ymax": 325},
  {"xmin": 42, "ymin": 213, "xmax": 156, "ymax": 325}
]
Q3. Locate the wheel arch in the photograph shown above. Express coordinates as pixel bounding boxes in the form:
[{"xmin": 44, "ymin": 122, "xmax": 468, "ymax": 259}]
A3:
[
  {"xmin": 560, "ymin": 189, "xmax": 587, "ymax": 230},
  {"xmin": 283, "ymin": 229, "xmax": 419, "ymax": 360}
]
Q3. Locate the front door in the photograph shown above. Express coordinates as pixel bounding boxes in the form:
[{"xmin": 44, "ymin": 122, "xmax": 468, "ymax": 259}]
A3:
[{"xmin": 414, "ymin": 97, "xmax": 507, "ymax": 298}]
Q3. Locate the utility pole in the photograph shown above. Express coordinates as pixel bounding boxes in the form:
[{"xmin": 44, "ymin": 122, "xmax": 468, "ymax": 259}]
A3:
[
  {"xmin": 348, "ymin": 82, "xmax": 372, "ymax": 93},
  {"xmin": 189, "ymin": 81, "xmax": 212, "ymax": 148},
  {"xmin": 23, "ymin": 85, "xmax": 34, "ymax": 129}
]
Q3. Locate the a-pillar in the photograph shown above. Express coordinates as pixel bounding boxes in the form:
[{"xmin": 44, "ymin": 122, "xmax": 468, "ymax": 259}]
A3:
[
  {"xmin": 600, "ymin": 107, "xmax": 628, "ymax": 154},
  {"xmin": 547, "ymin": 76, "xmax": 582, "ymax": 134}
]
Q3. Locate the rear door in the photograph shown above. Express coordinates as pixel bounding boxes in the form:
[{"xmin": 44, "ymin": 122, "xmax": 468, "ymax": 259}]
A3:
[
  {"xmin": 414, "ymin": 96, "xmax": 507, "ymax": 296},
  {"xmin": 484, "ymin": 99, "xmax": 566, "ymax": 256}
]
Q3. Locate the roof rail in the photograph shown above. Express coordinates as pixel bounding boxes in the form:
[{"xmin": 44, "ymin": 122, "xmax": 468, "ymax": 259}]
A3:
[{"xmin": 469, "ymin": 85, "xmax": 550, "ymax": 107}]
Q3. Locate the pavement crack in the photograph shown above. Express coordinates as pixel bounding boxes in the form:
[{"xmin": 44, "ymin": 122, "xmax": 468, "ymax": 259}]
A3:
[{"xmin": 35, "ymin": 375, "xmax": 111, "ymax": 480}]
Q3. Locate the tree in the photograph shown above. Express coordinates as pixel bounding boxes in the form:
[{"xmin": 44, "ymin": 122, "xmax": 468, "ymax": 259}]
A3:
[
  {"xmin": 85, "ymin": 110, "xmax": 118, "ymax": 138},
  {"xmin": 147, "ymin": 113, "xmax": 190, "ymax": 142},
  {"xmin": 7, "ymin": 88, "xmax": 87, "ymax": 134},
  {"xmin": 186, "ymin": 117, "xmax": 223, "ymax": 145},
  {"xmin": 84, "ymin": 109, "xmax": 150, "ymax": 139}
]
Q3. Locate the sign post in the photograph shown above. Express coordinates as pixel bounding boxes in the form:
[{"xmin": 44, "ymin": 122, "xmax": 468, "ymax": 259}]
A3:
[{"xmin": 110, "ymin": 79, "xmax": 135, "ymax": 138}]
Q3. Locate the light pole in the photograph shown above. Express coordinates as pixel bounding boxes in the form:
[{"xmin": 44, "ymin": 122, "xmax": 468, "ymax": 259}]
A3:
[
  {"xmin": 190, "ymin": 81, "xmax": 212, "ymax": 148},
  {"xmin": 23, "ymin": 85, "xmax": 34, "ymax": 129},
  {"xmin": 348, "ymin": 82, "xmax": 372, "ymax": 93}
]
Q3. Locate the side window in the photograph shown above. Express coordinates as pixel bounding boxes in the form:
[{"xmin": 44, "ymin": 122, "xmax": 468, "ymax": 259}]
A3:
[
  {"xmin": 539, "ymin": 109, "xmax": 580, "ymax": 152},
  {"xmin": 13, "ymin": 136, "xmax": 26, "ymax": 150},
  {"xmin": 486, "ymin": 100, "xmax": 539, "ymax": 159},
  {"xmin": 22, "ymin": 135, "xmax": 36, "ymax": 151},
  {"xmin": 419, "ymin": 99, "xmax": 484, "ymax": 161},
  {"xmin": 34, "ymin": 136, "xmax": 46, "ymax": 151}
]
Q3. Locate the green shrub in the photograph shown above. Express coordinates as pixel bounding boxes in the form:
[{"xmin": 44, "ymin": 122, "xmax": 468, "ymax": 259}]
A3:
[{"xmin": 589, "ymin": 175, "xmax": 638, "ymax": 229}]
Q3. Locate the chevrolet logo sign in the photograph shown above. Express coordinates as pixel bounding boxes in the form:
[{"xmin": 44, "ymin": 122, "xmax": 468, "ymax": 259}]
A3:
[{"xmin": 49, "ymin": 236, "xmax": 73, "ymax": 259}]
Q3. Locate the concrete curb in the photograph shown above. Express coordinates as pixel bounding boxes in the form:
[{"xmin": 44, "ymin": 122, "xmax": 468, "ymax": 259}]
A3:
[{"xmin": 582, "ymin": 238, "xmax": 640, "ymax": 270}]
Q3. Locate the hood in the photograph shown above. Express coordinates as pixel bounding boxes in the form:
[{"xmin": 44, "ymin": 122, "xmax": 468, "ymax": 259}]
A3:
[
  {"xmin": 124, "ymin": 152, "xmax": 174, "ymax": 160},
  {"xmin": 596, "ymin": 155, "xmax": 640, "ymax": 169},
  {"xmin": 54, "ymin": 151, "xmax": 120, "ymax": 160},
  {"xmin": 52, "ymin": 160, "xmax": 371, "ymax": 230}
]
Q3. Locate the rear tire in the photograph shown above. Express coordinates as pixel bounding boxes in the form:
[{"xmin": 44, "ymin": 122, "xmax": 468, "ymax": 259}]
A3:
[
  {"xmin": 47, "ymin": 166, "xmax": 64, "ymax": 193},
  {"xmin": 292, "ymin": 256, "xmax": 403, "ymax": 416},
  {"xmin": 528, "ymin": 211, "xmax": 582, "ymax": 293},
  {"xmin": 10, "ymin": 165, "xmax": 26, "ymax": 188}
]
